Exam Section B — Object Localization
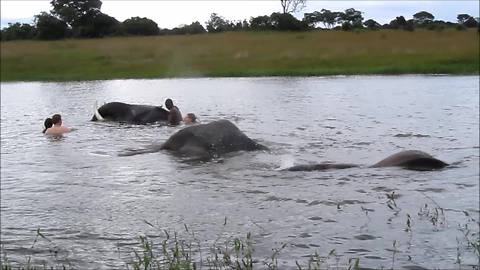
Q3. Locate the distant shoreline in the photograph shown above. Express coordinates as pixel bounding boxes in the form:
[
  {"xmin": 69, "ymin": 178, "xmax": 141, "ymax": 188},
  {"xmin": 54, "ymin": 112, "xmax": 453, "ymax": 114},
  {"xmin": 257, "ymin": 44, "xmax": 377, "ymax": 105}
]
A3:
[
  {"xmin": 1, "ymin": 73, "xmax": 478, "ymax": 84},
  {"xmin": 1, "ymin": 30, "xmax": 478, "ymax": 82}
]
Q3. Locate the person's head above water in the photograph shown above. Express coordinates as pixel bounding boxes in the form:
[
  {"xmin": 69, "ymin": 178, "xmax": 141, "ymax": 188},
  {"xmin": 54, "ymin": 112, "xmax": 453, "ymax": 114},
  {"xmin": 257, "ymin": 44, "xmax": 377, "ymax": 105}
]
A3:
[
  {"xmin": 52, "ymin": 114, "xmax": 62, "ymax": 125},
  {"xmin": 44, "ymin": 114, "xmax": 71, "ymax": 135},
  {"xmin": 165, "ymin": 99, "xmax": 174, "ymax": 110},
  {"xmin": 42, "ymin": 118, "xmax": 53, "ymax": 133},
  {"xmin": 183, "ymin": 113, "xmax": 197, "ymax": 124}
]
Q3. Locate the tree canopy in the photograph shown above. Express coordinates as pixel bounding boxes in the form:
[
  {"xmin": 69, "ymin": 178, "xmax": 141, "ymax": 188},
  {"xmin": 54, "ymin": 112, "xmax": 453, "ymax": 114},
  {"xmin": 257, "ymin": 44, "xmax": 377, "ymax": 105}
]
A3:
[
  {"xmin": 0, "ymin": 23, "xmax": 36, "ymax": 41},
  {"xmin": 2, "ymin": 1, "xmax": 479, "ymax": 41},
  {"xmin": 303, "ymin": 9, "xmax": 339, "ymax": 28},
  {"xmin": 363, "ymin": 19, "xmax": 381, "ymax": 29},
  {"xmin": 280, "ymin": 0, "xmax": 306, "ymax": 14},
  {"xmin": 413, "ymin": 11, "xmax": 435, "ymax": 24},
  {"xmin": 341, "ymin": 8, "xmax": 364, "ymax": 28},
  {"xmin": 76, "ymin": 11, "xmax": 120, "ymax": 37},
  {"xmin": 50, "ymin": 0, "xmax": 102, "ymax": 27},
  {"xmin": 270, "ymin": 12, "xmax": 307, "ymax": 30},
  {"xmin": 34, "ymin": 12, "xmax": 69, "ymax": 39},
  {"xmin": 457, "ymin": 14, "xmax": 472, "ymax": 24},
  {"xmin": 463, "ymin": 16, "xmax": 479, "ymax": 28},
  {"xmin": 206, "ymin": 13, "xmax": 231, "ymax": 33},
  {"xmin": 165, "ymin": 21, "xmax": 207, "ymax": 35},
  {"xmin": 123, "ymin": 17, "xmax": 159, "ymax": 36}
]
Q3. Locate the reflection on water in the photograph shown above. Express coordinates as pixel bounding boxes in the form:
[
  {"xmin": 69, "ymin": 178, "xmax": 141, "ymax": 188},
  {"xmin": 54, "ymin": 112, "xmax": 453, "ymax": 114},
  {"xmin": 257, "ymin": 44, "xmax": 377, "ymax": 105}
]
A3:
[{"xmin": 1, "ymin": 75, "xmax": 479, "ymax": 269}]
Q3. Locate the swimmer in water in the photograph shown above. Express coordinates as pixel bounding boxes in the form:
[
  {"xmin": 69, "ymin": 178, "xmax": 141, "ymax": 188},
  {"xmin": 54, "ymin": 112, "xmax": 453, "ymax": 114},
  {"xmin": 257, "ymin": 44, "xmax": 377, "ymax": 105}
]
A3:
[
  {"xmin": 45, "ymin": 114, "xmax": 71, "ymax": 135},
  {"xmin": 42, "ymin": 117, "xmax": 53, "ymax": 133},
  {"xmin": 183, "ymin": 113, "xmax": 198, "ymax": 125}
]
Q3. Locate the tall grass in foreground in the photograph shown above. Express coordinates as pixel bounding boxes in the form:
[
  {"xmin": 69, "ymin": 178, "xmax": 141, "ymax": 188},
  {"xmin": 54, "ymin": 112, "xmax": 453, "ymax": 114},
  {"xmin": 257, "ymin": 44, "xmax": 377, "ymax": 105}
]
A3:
[
  {"xmin": 1, "ymin": 29, "xmax": 478, "ymax": 81},
  {"xmin": 2, "ymin": 194, "xmax": 478, "ymax": 269},
  {"xmin": 1, "ymin": 226, "xmax": 361, "ymax": 270},
  {"xmin": 126, "ymin": 229, "xmax": 361, "ymax": 270}
]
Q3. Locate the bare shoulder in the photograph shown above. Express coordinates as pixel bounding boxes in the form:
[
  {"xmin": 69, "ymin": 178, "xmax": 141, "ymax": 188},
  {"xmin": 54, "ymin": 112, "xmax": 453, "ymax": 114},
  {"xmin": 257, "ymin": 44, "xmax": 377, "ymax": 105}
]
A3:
[{"xmin": 45, "ymin": 126, "xmax": 70, "ymax": 135}]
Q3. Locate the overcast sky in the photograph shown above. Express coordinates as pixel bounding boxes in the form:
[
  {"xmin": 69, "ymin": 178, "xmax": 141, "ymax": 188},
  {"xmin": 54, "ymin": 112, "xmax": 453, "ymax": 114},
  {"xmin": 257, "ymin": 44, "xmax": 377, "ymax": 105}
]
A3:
[{"xmin": 1, "ymin": 1, "xmax": 479, "ymax": 29}]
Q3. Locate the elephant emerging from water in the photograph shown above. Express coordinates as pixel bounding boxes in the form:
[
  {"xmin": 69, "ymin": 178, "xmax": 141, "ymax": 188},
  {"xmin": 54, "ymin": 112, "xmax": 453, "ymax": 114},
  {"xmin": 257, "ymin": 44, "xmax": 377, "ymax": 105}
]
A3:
[
  {"xmin": 92, "ymin": 102, "xmax": 169, "ymax": 124},
  {"xmin": 120, "ymin": 119, "xmax": 268, "ymax": 158},
  {"xmin": 285, "ymin": 150, "xmax": 448, "ymax": 171},
  {"xmin": 161, "ymin": 119, "xmax": 268, "ymax": 157}
]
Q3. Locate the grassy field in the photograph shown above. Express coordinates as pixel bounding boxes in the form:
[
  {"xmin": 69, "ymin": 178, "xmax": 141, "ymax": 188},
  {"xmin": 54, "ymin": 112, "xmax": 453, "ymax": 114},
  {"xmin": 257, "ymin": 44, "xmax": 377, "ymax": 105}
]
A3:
[{"xmin": 1, "ymin": 29, "xmax": 478, "ymax": 81}]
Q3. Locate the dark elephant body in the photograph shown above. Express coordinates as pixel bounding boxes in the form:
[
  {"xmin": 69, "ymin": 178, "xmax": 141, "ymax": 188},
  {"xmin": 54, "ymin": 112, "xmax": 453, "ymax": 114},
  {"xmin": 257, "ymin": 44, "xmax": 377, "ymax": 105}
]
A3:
[
  {"xmin": 119, "ymin": 120, "xmax": 267, "ymax": 158},
  {"xmin": 160, "ymin": 120, "xmax": 268, "ymax": 157},
  {"xmin": 286, "ymin": 163, "xmax": 359, "ymax": 172},
  {"xmin": 285, "ymin": 150, "xmax": 448, "ymax": 172},
  {"xmin": 370, "ymin": 150, "xmax": 448, "ymax": 170},
  {"xmin": 92, "ymin": 102, "xmax": 169, "ymax": 124}
]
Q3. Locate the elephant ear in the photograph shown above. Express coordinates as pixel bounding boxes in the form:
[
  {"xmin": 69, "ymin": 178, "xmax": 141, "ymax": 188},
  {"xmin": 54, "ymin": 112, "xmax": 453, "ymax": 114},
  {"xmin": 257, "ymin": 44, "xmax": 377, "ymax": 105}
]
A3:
[
  {"xmin": 161, "ymin": 128, "xmax": 194, "ymax": 151},
  {"xmin": 180, "ymin": 141, "xmax": 211, "ymax": 159},
  {"xmin": 163, "ymin": 131, "xmax": 212, "ymax": 159}
]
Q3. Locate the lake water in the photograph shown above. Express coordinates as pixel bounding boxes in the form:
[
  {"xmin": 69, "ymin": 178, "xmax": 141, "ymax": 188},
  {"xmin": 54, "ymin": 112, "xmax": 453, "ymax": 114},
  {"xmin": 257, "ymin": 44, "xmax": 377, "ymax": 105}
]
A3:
[{"xmin": 1, "ymin": 75, "xmax": 479, "ymax": 269}]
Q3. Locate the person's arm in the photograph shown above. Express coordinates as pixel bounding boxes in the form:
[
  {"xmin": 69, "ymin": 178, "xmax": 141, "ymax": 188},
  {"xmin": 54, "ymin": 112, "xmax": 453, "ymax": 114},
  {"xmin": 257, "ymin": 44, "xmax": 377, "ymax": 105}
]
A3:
[
  {"xmin": 170, "ymin": 107, "xmax": 181, "ymax": 124},
  {"xmin": 167, "ymin": 111, "xmax": 173, "ymax": 124}
]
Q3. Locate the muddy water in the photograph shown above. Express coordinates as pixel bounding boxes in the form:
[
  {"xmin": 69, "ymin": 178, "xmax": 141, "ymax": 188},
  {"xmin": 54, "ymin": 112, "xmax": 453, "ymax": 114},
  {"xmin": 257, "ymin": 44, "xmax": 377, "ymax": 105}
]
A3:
[{"xmin": 1, "ymin": 75, "xmax": 479, "ymax": 269}]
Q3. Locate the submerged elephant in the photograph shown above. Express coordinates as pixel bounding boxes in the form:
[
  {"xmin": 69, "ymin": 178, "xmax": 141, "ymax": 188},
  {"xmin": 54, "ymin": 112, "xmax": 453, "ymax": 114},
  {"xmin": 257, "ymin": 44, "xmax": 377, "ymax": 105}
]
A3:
[
  {"xmin": 286, "ymin": 150, "xmax": 448, "ymax": 172},
  {"xmin": 92, "ymin": 102, "xmax": 169, "ymax": 124},
  {"xmin": 370, "ymin": 150, "xmax": 448, "ymax": 170},
  {"xmin": 117, "ymin": 117, "xmax": 447, "ymax": 171},
  {"xmin": 120, "ymin": 120, "xmax": 268, "ymax": 158}
]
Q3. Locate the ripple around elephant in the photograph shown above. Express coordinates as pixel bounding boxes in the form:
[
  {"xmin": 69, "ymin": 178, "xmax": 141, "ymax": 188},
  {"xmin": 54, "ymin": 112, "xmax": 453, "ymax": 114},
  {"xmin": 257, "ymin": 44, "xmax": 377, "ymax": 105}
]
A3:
[
  {"xmin": 92, "ymin": 102, "xmax": 169, "ymax": 124},
  {"xmin": 119, "ymin": 120, "xmax": 268, "ymax": 158},
  {"xmin": 285, "ymin": 150, "xmax": 448, "ymax": 171}
]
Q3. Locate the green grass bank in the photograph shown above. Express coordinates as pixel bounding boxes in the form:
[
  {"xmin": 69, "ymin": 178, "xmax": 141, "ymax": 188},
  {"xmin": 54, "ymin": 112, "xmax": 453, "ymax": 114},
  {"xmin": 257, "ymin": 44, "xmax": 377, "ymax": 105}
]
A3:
[{"xmin": 1, "ymin": 29, "xmax": 478, "ymax": 82}]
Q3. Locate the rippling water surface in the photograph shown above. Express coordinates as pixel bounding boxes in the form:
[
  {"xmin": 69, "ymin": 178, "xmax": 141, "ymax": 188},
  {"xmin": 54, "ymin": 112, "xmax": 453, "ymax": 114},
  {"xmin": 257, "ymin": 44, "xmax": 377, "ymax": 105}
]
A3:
[{"xmin": 1, "ymin": 76, "xmax": 479, "ymax": 269}]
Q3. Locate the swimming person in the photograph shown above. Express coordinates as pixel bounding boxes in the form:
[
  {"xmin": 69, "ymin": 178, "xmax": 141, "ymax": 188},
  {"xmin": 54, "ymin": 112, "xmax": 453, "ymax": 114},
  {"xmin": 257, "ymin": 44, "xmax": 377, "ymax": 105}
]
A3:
[
  {"xmin": 165, "ymin": 98, "xmax": 182, "ymax": 126},
  {"xmin": 183, "ymin": 113, "xmax": 198, "ymax": 125},
  {"xmin": 45, "ymin": 114, "xmax": 71, "ymax": 135},
  {"xmin": 42, "ymin": 118, "xmax": 53, "ymax": 133}
]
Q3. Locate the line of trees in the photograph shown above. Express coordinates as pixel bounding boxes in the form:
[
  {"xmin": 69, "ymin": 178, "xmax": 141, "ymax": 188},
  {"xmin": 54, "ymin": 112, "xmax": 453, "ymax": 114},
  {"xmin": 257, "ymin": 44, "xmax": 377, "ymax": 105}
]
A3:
[{"xmin": 1, "ymin": 0, "xmax": 479, "ymax": 41}]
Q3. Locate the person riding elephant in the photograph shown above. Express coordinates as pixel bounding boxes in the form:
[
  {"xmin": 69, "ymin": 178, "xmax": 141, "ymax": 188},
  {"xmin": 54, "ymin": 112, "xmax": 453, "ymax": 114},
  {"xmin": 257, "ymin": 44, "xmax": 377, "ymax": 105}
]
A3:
[{"xmin": 165, "ymin": 99, "xmax": 182, "ymax": 126}]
